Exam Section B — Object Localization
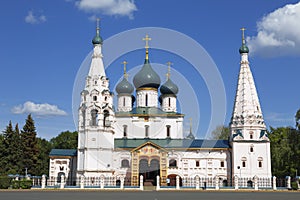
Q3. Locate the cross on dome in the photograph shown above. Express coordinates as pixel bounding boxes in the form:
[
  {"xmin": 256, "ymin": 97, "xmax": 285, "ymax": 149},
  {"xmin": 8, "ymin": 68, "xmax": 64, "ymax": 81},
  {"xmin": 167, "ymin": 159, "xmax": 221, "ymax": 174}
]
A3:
[
  {"xmin": 166, "ymin": 61, "xmax": 173, "ymax": 80},
  {"xmin": 122, "ymin": 60, "xmax": 128, "ymax": 79}
]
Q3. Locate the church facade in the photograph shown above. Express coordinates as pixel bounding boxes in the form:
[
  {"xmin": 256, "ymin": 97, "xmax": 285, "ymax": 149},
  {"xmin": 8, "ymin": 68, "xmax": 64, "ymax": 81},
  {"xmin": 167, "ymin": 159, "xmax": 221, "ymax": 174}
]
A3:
[{"xmin": 49, "ymin": 24, "xmax": 271, "ymax": 187}]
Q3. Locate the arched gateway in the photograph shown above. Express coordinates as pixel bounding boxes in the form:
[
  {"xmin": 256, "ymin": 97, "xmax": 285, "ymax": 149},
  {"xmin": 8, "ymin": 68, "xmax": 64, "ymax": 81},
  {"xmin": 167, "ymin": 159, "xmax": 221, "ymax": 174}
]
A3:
[{"xmin": 131, "ymin": 142, "xmax": 168, "ymax": 186}]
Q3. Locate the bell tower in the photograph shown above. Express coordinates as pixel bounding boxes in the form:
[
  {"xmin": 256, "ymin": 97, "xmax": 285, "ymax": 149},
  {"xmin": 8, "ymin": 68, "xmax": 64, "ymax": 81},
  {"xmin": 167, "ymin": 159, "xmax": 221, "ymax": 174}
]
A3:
[{"xmin": 77, "ymin": 19, "xmax": 115, "ymax": 176}]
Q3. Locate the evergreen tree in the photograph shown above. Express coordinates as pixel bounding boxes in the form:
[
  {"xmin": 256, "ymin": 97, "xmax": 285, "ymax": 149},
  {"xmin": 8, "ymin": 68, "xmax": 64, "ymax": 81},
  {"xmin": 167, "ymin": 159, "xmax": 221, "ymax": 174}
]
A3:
[
  {"xmin": 36, "ymin": 138, "xmax": 52, "ymax": 175},
  {"xmin": 50, "ymin": 131, "xmax": 78, "ymax": 149},
  {"xmin": 0, "ymin": 134, "xmax": 5, "ymax": 175},
  {"xmin": 20, "ymin": 114, "xmax": 39, "ymax": 176}
]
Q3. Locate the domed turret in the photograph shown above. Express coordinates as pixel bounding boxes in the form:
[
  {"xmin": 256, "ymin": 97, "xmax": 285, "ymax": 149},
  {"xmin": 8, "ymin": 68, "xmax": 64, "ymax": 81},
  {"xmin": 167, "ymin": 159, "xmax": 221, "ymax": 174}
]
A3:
[
  {"xmin": 160, "ymin": 78, "xmax": 178, "ymax": 95},
  {"xmin": 116, "ymin": 78, "xmax": 134, "ymax": 94}
]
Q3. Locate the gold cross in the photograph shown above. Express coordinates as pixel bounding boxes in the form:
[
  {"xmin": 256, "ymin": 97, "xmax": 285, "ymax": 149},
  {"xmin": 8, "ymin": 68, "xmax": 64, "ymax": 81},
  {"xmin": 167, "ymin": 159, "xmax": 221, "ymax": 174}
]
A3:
[
  {"xmin": 240, "ymin": 27, "xmax": 246, "ymax": 40},
  {"xmin": 122, "ymin": 60, "xmax": 128, "ymax": 79},
  {"xmin": 142, "ymin": 34, "xmax": 151, "ymax": 49},
  {"xmin": 166, "ymin": 61, "xmax": 173, "ymax": 79}
]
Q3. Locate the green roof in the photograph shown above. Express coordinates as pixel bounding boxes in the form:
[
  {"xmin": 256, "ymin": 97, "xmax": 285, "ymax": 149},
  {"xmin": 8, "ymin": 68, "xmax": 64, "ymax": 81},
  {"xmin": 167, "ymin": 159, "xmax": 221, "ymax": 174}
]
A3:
[
  {"xmin": 114, "ymin": 138, "xmax": 230, "ymax": 149},
  {"xmin": 49, "ymin": 149, "xmax": 77, "ymax": 156}
]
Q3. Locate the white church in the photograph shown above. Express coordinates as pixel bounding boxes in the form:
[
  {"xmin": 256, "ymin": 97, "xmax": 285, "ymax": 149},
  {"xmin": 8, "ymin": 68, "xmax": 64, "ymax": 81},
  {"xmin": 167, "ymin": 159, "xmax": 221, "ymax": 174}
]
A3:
[{"xmin": 49, "ymin": 24, "xmax": 272, "ymax": 188}]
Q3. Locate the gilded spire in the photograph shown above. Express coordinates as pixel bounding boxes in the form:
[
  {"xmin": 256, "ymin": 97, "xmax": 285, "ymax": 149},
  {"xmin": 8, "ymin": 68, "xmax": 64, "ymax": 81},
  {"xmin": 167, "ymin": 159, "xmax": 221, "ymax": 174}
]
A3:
[
  {"xmin": 239, "ymin": 27, "xmax": 249, "ymax": 54},
  {"xmin": 122, "ymin": 60, "xmax": 128, "ymax": 79},
  {"xmin": 92, "ymin": 18, "xmax": 103, "ymax": 45},
  {"xmin": 241, "ymin": 27, "xmax": 246, "ymax": 45},
  {"xmin": 142, "ymin": 34, "xmax": 151, "ymax": 61}
]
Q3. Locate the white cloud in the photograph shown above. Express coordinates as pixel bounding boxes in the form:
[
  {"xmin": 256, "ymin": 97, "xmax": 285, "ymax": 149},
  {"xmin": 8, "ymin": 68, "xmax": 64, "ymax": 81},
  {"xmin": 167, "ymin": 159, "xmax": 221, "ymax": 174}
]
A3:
[
  {"xmin": 25, "ymin": 11, "xmax": 47, "ymax": 24},
  {"xmin": 12, "ymin": 101, "xmax": 67, "ymax": 117},
  {"xmin": 75, "ymin": 0, "xmax": 137, "ymax": 19},
  {"xmin": 247, "ymin": 1, "xmax": 300, "ymax": 57}
]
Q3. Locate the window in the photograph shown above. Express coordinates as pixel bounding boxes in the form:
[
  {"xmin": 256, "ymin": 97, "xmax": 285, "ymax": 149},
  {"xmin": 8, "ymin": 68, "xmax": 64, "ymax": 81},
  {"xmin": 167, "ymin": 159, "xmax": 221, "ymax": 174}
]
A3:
[
  {"xmin": 169, "ymin": 159, "xmax": 177, "ymax": 167},
  {"xmin": 242, "ymin": 161, "xmax": 246, "ymax": 168},
  {"xmin": 196, "ymin": 160, "xmax": 200, "ymax": 167},
  {"xmin": 123, "ymin": 125, "xmax": 127, "ymax": 137},
  {"xmin": 121, "ymin": 159, "xmax": 129, "ymax": 168},
  {"xmin": 91, "ymin": 109, "xmax": 98, "ymax": 126},
  {"xmin": 93, "ymin": 96, "xmax": 97, "ymax": 101},
  {"xmin": 250, "ymin": 134, "xmax": 253, "ymax": 139},
  {"xmin": 166, "ymin": 125, "xmax": 171, "ymax": 138},
  {"xmin": 104, "ymin": 96, "xmax": 108, "ymax": 101},
  {"xmin": 145, "ymin": 94, "xmax": 148, "ymax": 106},
  {"xmin": 103, "ymin": 110, "xmax": 110, "ymax": 127},
  {"xmin": 250, "ymin": 145, "xmax": 254, "ymax": 153},
  {"xmin": 258, "ymin": 157, "xmax": 263, "ymax": 168},
  {"xmin": 59, "ymin": 166, "xmax": 64, "ymax": 171},
  {"xmin": 123, "ymin": 97, "xmax": 126, "ymax": 107},
  {"xmin": 168, "ymin": 98, "xmax": 171, "ymax": 107},
  {"xmin": 145, "ymin": 125, "xmax": 149, "ymax": 138},
  {"xmin": 220, "ymin": 161, "xmax": 225, "ymax": 168}
]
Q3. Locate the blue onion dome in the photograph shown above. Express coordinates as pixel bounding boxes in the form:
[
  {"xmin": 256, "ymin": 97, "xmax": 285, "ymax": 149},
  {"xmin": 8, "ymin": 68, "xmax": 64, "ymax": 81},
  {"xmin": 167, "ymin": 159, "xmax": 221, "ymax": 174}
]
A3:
[
  {"xmin": 133, "ymin": 59, "xmax": 161, "ymax": 89},
  {"xmin": 160, "ymin": 78, "xmax": 179, "ymax": 95},
  {"xmin": 116, "ymin": 78, "xmax": 134, "ymax": 94},
  {"xmin": 239, "ymin": 43, "xmax": 249, "ymax": 54}
]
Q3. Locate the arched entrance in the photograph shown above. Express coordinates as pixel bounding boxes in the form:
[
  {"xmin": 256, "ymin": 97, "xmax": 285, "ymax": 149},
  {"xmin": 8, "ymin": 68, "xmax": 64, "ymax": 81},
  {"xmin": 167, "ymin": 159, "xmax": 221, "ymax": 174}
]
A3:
[
  {"xmin": 139, "ymin": 158, "xmax": 160, "ymax": 186},
  {"xmin": 167, "ymin": 174, "xmax": 182, "ymax": 186}
]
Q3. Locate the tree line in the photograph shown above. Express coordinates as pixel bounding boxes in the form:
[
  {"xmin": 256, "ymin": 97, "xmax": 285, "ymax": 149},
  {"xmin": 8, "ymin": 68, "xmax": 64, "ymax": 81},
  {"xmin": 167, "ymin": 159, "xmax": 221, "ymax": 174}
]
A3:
[
  {"xmin": 0, "ymin": 114, "xmax": 78, "ymax": 176},
  {"xmin": 211, "ymin": 109, "xmax": 300, "ymax": 179}
]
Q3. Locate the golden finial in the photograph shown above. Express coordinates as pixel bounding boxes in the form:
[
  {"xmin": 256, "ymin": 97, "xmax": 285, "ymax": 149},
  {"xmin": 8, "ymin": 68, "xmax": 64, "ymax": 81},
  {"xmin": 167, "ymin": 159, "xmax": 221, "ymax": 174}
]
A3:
[
  {"xmin": 142, "ymin": 34, "xmax": 151, "ymax": 60},
  {"xmin": 122, "ymin": 60, "xmax": 128, "ymax": 79},
  {"xmin": 240, "ymin": 27, "xmax": 246, "ymax": 44},
  {"xmin": 166, "ymin": 61, "xmax": 173, "ymax": 80}
]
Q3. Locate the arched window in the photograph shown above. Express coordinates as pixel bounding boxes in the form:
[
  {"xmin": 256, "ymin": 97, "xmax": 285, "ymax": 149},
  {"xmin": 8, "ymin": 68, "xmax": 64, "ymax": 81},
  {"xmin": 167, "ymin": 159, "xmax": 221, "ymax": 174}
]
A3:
[
  {"xmin": 93, "ymin": 96, "xmax": 97, "ymax": 101},
  {"xmin": 123, "ymin": 125, "xmax": 127, "ymax": 137},
  {"xmin": 103, "ymin": 110, "xmax": 110, "ymax": 127},
  {"xmin": 220, "ymin": 161, "xmax": 225, "ymax": 168},
  {"xmin": 121, "ymin": 159, "xmax": 130, "ymax": 168},
  {"xmin": 123, "ymin": 97, "xmax": 126, "ymax": 107},
  {"xmin": 195, "ymin": 160, "xmax": 200, "ymax": 167},
  {"xmin": 258, "ymin": 157, "xmax": 263, "ymax": 168},
  {"xmin": 91, "ymin": 109, "xmax": 98, "ymax": 126},
  {"xmin": 145, "ymin": 125, "xmax": 149, "ymax": 138},
  {"xmin": 166, "ymin": 125, "xmax": 171, "ymax": 138},
  {"xmin": 242, "ymin": 157, "xmax": 247, "ymax": 168},
  {"xmin": 169, "ymin": 159, "xmax": 177, "ymax": 167},
  {"xmin": 250, "ymin": 133, "xmax": 253, "ymax": 139},
  {"xmin": 168, "ymin": 98, "xmax": 171, "ymax": 107},
  {"xmin": 145, "ymin": 94, "xmax": 148, "ymax": 107},
  {"xmin": 250, "ymin": 145, "xmax": 254, "ymax": 153},
  {"xmin": 104, "ymin": 96, "xmax": 108, "ymax": 101}
]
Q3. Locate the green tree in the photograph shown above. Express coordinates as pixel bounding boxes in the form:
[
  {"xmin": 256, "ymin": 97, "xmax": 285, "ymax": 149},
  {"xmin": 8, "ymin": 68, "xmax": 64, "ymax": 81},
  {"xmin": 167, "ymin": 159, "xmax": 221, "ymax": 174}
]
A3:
[
  {"xmin": 0, "ymin": 134, "xmax": 5, "ymax": 175},
  {"xmin": 210, "ymin": 125, "xmax": 230, "ymax": 140},
  {"xmin": 20, "ymin": 114, "xmax": 39, "ymax": 176},
  {"xmin": 50, "ymin": 130, "xmax": 78, "ymax": 149},
  {"xmin": 36, "ymin": 138, "xmax": 52, "ymax": 176},
  {"xmin": 295, "ymin": 108, "xmax": 300, "ymax": 130}
]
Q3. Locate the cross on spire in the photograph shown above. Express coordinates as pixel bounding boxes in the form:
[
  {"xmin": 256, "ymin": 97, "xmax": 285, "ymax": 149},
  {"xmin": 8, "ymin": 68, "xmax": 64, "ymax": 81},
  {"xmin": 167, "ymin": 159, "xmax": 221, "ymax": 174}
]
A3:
[
  {"xmin": 240, "ymin": 27, "xmax": 246, "ymax": 44},
  {"xmin": 166, "ymin": 61, "xmax": 173, "ymax": 79},
  {"xmin": 122, "ymin": 60, "xmax": 128, "ymax": 79},
  {"xmin": 143, "ymin": 34, "xmax": 151, "ymax": 60}
]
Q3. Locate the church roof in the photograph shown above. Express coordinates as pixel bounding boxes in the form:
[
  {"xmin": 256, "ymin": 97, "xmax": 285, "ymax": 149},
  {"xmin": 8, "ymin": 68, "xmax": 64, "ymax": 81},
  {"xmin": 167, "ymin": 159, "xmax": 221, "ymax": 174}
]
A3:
[
  {"xmin": 114, "ymin": 138, "xmax": 230, "ymax": 149},
  {"xmin": 49, "ymin": 149, "xmax": 77, "ymax": 157}
]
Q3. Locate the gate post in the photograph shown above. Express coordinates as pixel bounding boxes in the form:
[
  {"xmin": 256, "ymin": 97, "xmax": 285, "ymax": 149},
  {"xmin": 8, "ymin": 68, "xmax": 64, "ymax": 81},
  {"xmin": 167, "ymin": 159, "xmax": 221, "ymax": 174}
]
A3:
[
  {"xmin": 60, "ymin": 175, "xmax": 65, "ymax": 189},
  {"xmin": 100, "ymin": 175, "xmax": 105, "ymax": 189},
  {"xmin": 176, "ymin": 176, "xmax": 180, "ymax": 190},
  {"xmin": 156, "ymin": 176, "xmax": 160, "ymax": 191},
  {"xmin": 195, "ymin": 176, "xmax": 200, "ymax": 190},
  {"xmin": 234, "ymin": 175, "xmax": 239, "ymax": 190},
  {"xmin": 140, "ymin": 175, "xmax": 144, "ymax": 190},
  {"xmin": 286, "ymin": 176, "xmax": 291, "ymax": 190},
  {"xmin": 120, "ymin": 176, "xmax": 124, "ymax": 189},
  {"xmin": 215, "ymin": 175, "xmax": 219, "ymax": 190},
  {"xmin": 41, "ymin": 175, "xmax": 46, "ymax": 189},
  {"xmin": 80, "ymin": 175, "xmax": 84, "ymax": 189},
  {"xmin": 272, "ymin": 176, "xmax": 277, "ymax": 190},
  {"xmin": 254, "ymin": 176, "xmax": 258, "ymax": 190}
]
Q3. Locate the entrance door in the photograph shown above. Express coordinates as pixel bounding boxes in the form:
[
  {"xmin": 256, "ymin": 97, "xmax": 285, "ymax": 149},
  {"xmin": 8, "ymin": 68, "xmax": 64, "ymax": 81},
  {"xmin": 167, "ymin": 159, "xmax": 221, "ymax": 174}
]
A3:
[{"xmin": 139, "ymin": 158, "xmax": 160, "ymax": 185}]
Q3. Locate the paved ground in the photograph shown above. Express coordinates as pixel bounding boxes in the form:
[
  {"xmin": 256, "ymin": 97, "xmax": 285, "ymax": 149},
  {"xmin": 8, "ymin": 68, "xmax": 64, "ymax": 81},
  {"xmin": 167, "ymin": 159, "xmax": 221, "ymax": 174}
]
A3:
[{"xmin": 0, "ymin": 190, "xmax": 300, "ymax": 200}]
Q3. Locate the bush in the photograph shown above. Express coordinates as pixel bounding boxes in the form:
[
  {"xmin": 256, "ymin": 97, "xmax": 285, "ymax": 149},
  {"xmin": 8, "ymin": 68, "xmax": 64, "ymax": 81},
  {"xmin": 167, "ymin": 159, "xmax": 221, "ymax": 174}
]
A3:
[
  {"xmin": 291, "ymin": 181, "xmax": 298, "ymax": 190},
  {"xmin": 0, "ymin": 176, "xmax": 12, "ymax": 189},
  {"xmin": 12, "ymin": 179, "xmax": 32, "ymax": 189}
]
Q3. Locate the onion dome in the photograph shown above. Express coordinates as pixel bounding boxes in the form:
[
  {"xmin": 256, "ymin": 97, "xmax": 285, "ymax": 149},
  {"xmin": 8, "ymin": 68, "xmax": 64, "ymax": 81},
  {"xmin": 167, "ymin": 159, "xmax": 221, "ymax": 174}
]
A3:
[
  {"xmin": 116, "ymin": 61, "xmax": 134, "ymax": 94},
  {"xmin": 116, "ymin": 78, "xmax": 134, "ymax": 94},
  {"xmin": 133, "ymin": 59, "xmax": 161, "ymax": 89},
  {"xmin": 239, "ymin": 27, "xmax": 249, "ymax": 54},
  {"xmin": 160, "ymin": 78, "xmax": 179, "ymax": 95},
  {"xmin": 92, "ymin": 19, "xmax": 103, "ymax": 45}
]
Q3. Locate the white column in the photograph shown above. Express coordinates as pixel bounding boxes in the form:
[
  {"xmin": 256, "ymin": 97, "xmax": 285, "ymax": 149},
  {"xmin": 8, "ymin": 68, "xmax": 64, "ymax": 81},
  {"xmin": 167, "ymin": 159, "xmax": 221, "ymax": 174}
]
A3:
[
  {"xmin": 215, "ymin": 176, "xmax": 219, "ymax": 190},
  {"xmin": 272, "ymin": 176, "xmax": 277, "ymax": 190},
  {"xmin": 156, "ymin": 176, "xmax": 160, "ymax": 191},
  {"xmin": 254, "ymin": 176, "xmax": 258, "ymax": 190},
  {"xmin": 41, "ymin": 175, "xmax": 46, "ymax": 189},
  {"xmin": 120, "ymin": 176, "xmax": 124, "ymax": 189},
  {"xmin": 286, "ymin": 176, "xmax": 291, "ymax": 189},
  {"xmin": 60, "ymin": 175, "xmax": 65, "ymax": 189},
  {"xmin": 80, "ymin": 175, "xmax": 84, "ymax": 189},
  {"xmin": 176, "ymin": 176, "xmax": 180, "ymax": 190},
  {"xmin": 100, "ymin": 176, "xmax": 105, "ymax": 189},
  {"xmin": 195, "ymin": 176, "xmax": 200, "ymax": 190},
  {"xmin": 234, "ymin": 175, "xmax": 239, "ymax": 190},
  {"xmin": 140, "ymin": 175, "xmax": 144, "ymax": 190}
]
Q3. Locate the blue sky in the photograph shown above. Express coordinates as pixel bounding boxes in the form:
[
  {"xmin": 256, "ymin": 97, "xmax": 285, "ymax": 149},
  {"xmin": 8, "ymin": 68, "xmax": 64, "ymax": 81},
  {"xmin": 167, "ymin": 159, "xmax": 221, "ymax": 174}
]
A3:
[{"xmin": 0, "ymin": 0, "xmax": 300, "ymax": 140}]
